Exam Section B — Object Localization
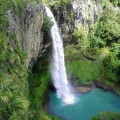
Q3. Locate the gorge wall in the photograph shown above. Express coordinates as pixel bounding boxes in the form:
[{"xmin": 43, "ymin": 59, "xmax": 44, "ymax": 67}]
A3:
[
  {"xmin": 52, "ymin": 0, "xmax": 103, "ymax": 43},
  {"xmin": 7, "ymin": 3, "xmax": 48, "ymax": 68},
  {"xmin": 7, "ymin": 0, "xmax": 103, "ymax": 66}
]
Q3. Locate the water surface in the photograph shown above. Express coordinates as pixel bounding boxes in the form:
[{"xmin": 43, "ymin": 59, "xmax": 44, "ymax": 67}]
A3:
[{"xmin": 49, "ymin": 88, "xmax": 120, "ymax": 120}]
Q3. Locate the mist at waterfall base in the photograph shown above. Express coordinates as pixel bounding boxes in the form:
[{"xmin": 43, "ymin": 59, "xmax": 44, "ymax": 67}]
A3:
[
  {"xmin": 45, "ymin": 7, "xmax": 75, "ymax": 104},
  {"xmin": 49, "ymin": 88, "xmax": 120, "ymax": 120}
]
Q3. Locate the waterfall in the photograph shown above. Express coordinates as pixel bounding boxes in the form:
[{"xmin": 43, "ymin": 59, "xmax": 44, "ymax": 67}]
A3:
[{"xmin": 45, "ymin": 7, "xmax": 75, "ymax": 104}]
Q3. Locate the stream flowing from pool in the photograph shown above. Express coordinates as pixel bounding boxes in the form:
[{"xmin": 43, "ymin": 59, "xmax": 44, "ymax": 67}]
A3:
[
  {"xmin": 49, "ymin": 88, "xmax": 120, "ymax": 120},
  {"xmin": 45, "ymin": 7, "xmax": 74, "ymax": 104}
]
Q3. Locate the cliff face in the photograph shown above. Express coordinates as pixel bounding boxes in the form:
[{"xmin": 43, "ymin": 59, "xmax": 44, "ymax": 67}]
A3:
[
  {"xmin": 0, "ymin": 2, "xmax": 54, "ymax": 119},
  {"xmin": 8, "ymin": 3, "xmax": 46, "ymax": 67},
  {"xmin": 52, "ymin": 0, "xmax": 103, "ymax": 43},
  {"xmin": 72, "ymin": 0, "xmax": 103, "ymax": 29},
  {"xmin": 23, "ymin": 4, "xmax": 46, "ymax": 66},
  {"xmin": 7, "ymin": 0, "xmax": 103, "ymax": 67}
]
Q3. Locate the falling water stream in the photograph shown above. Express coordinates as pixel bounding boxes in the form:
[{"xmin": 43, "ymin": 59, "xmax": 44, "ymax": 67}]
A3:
[{"xmin": 45, "ymin": 7, "xmax": 75, "ymax": 104}]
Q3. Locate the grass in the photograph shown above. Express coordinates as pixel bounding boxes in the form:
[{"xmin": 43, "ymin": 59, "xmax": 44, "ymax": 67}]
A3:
[
  {"xmin": 66, "ymin": 53, "xmax": 103, "ymax": 85},
  {"xmin": 65, "ymin": 49, "xmax": 120, "ymax": 97}
]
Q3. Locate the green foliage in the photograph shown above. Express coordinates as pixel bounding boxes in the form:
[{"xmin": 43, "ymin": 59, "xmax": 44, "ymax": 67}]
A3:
[
  {"xmin": 0, "ymin": 0, "xmax": 41, "ymax": 32},
  {"xmin": 103, "ymin": 0, "xmax": 110, "ymax": 8},
  {"xmin": 89, "ymin": 35, "xmax": 102, "ymax": 54},
  {"xmin": 0, "ymin": 8, "xmax": 29, "ymax": 117},
  {"xmin": 43, "ymin": 16, "xmax": 54, "ymax": 32},
  {"xmin": 117, "ymin": 11, "xmax": 120, "ymax": 24},
  {"xmin": 61, "ymin": 26, "xmax": 66, "ymax": 34},
  {"xmin": 66, "ymin": 53, "xmax": 102, "ymax": 84},
  {"xmin": 71, "ymin": 26, "xmax": 88, "ymax": 50},
  {"xmin": 0, "ymin": 0, "xmax": 25, "ymax": 32},
  {"xmin": 0, "ymin": 50, "xmax": 29, "ymax": 120},
  {"xmin": 27, "ymin": 50, "xmax": 61, "ymax": 120},
  {"xmin": 88, "ymin": 5, "xmax": 120, "ymax": 86},
  {"xmin": 110, "ymin": 0, "xmax": 119, "ymax": 6},
  {"xmin": 109, "ymin": 0, "xmax": 120, "ymax": 6},
  {"xmin": 94, "ymin": 0, "xmax": 104, "ymax": 5},
  {"xmin": 28, "ymin": 105, "xmax": 62, "ymax": 120},
  {"xmin": 28, "ymin": 50, "xmax": 53, "ymax": 119},
  {"xmin": 113, "ymin": 0, "xmax": 118, "ymax": 6},
  {"xmin": 103, "ymin": 52, "xmax": 120, "ymax": 83},
  {"xmin": 93, "ymin": 6, "xmax": 120, "ymax": 46},
  {"xmin": 59, "ymin": 0, "xmax": 73, "ymax": 6},
  {"xmin": 118, "ymin": 0, "xmax": 120, "ymax": 6},
  {"xmin": 0, "ymin": 0, "xmax": 60, "ymax": 119},
  {"xmin": 42, "ymin": 0, "xmax": 73, "ymax": 7},
  {"xmin": 101, "ymin": 6, "xmax": 117, "ymax": 22},
  {"xmin": 30, "ymin": 71, "xmax": 51, "ymax": 105},
  {"xmin": 0, "ymin": 32, "xmax": 8, "ymax": 63},
  {"xmin": 91, "ymin": 112, "xmax": 120, "ymax": 120}
]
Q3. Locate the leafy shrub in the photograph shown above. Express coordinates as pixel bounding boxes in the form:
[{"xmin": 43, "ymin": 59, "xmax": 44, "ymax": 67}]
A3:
[
  {"xmin": 59, "ymin": 0, "xmax": 73, "ymax": 6},
  {"xmin": 113, "ymin": 0, "xmax": 118, "ymax": 6},
  {"xmin": 96, "ymin": 20, "xmax": 120, "ymax": 46},
  {"xmin": 0, "ymin": 32, "xmax": 8, "ymax": 63},
  {"xmin": 101, "ymin": 5, "xmax": 117, "ymax": 22},
  {"xmin": 103, "ymin": 52, "xmax": 120, "ymax": 83},
  {"xmin": 90, "ymin": 6, "xmax": 120, "ymax": 48},
  {"xmin": 66, "ymin": 53, "xmax": 102, "ymax": 84},
  {"xmin": 71, "ymin": 26, "xmax": 88, "ymax": 50},
  {"xmin": 118, "ymin": 0, "xmax": 120, "ymax": 6},
  {"xmin": 103, "ymin": 0, "xmax": 110, "ymax": 8},
  {"xmin": 28, "ymin": 50, "xmax": 51, "ymax": 107},
  {"xmin": 87, "ymin": 5, "xmax": 120, "ymax": 86},
  {"xmin": 43, "ymin": 0, "xmax": 73, "ymax": 7},
  {"xmin": 110, "ymin": 0, "xmax": 119, "ymax": 6},
  {"xmin": 94, "ymin": 0, "xmax": 104, "ymax": 5},
  {"xmin": 43, "ymin": 16, "xmax": 54, "ymax": 32},
  {"xmin": 91, "ymin": 111, "xmax": 120, "ymax": 120}
]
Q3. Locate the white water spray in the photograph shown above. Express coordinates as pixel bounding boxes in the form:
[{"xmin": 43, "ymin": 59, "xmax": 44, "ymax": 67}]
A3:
[{"xmin": 45, "ymin": 7, "xmax": 75, "ymax": 104}]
